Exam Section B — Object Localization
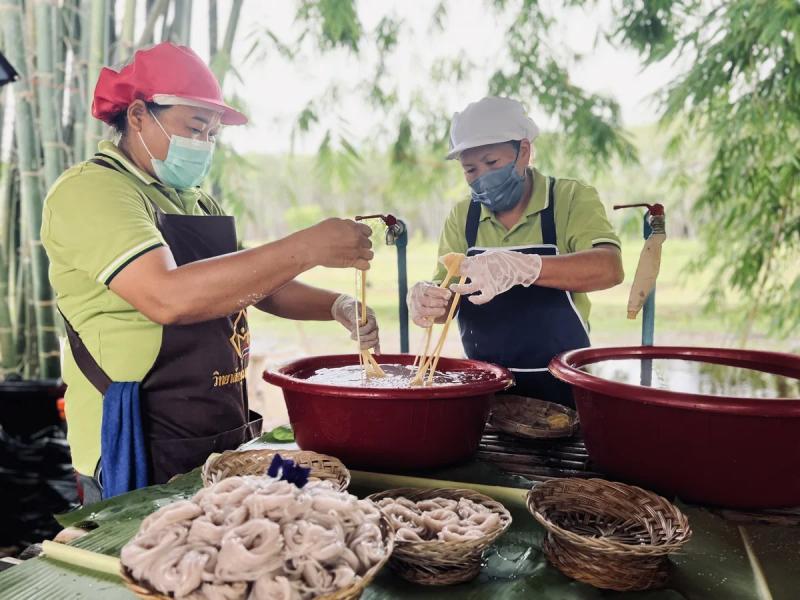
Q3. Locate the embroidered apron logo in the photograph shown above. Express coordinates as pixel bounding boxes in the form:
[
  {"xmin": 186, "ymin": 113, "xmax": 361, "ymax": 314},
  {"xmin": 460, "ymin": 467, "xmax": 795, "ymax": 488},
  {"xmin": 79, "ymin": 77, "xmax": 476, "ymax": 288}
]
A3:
[
  {"xmin": 229, "ymin": 310, "xmax": 250, "ymax": 360},
  {"xmin": 212, "ymin": 368, "xmax": 247, "ymax": 387}
]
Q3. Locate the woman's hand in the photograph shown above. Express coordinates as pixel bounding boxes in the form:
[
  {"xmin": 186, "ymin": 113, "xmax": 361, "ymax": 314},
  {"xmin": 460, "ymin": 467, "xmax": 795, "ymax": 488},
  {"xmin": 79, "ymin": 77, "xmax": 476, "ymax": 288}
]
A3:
[
  {"xmin": 331, "ymin": 294, "xmax": 380, "ymax": 351},
  {"xmin": 299, "ymin": 219, "xmax": 374, "ymax": 270},
  {"xmin": 407, "ymin": 282, "xmax": 452, "ymax": 327},
  {"xmin": 450, "ymin": 250, "xmax": 542, "ymax": 305}
]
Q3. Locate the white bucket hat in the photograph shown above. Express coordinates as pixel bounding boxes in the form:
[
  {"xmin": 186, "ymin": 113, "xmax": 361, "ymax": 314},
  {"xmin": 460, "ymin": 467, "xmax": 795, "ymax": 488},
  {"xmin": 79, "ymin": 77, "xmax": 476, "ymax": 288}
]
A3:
[{"xmin": 446, "ymin": 96, "xmax": 539, "ymax": 160}]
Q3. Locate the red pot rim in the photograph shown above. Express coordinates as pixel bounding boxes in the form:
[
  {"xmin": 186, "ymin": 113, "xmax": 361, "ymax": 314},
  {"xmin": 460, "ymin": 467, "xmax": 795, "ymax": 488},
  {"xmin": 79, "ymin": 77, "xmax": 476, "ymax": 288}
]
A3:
[
  {"xmin": 263, "ymin": 353, "xmax": 514, "ymax": 400},
  {"xmin": 548, "ymin": 346, "xmax": 800, "ymax": 416}
]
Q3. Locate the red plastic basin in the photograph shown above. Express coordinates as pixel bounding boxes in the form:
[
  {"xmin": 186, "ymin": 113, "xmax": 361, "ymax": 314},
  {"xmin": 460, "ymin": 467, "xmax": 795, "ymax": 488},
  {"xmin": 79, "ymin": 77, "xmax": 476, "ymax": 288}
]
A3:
[
  {"xmin": 549, "ymin": 346, "xmax": 800, "ymax": 509},
  {"xmin": 263, "ymin": 354, "xmax": 513, "ymax": 471}
]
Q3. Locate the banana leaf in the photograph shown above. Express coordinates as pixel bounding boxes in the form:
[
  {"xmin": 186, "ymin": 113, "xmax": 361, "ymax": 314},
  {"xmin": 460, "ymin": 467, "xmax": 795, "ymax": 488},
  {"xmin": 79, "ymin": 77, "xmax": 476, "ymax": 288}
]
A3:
[{"xmin": 0, "ymin": 455, "xmax": 797, "ymax": 600}]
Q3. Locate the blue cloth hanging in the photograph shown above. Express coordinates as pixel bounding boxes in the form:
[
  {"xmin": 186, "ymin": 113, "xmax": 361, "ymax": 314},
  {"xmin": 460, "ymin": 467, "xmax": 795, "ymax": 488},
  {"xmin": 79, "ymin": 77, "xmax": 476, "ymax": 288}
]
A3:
[{"xmin": 100, "ymin": 382, "xmax": 148, "ymax": 499}]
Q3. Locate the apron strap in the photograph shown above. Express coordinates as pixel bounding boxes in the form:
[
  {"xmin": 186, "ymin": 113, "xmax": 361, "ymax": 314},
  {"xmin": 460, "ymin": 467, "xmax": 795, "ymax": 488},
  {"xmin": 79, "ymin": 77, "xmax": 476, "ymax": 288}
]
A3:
[
  {"xmin": 89, "ymin": 154, "xmax": 167, "ymax": 214},
  {"xmin": 58, "ymin": 310, "xmax": 113, "ymax": 395},
  {"xmin": 464, "ymin": 198, "xmax": 482, "ymax": 249},
  {"xmin": 90, "ymin": 154, "xmax": 213, "ymax": 216},
  {"xmin": 541, "ymin": 176, "xmax": 557, "ymax": 246}
]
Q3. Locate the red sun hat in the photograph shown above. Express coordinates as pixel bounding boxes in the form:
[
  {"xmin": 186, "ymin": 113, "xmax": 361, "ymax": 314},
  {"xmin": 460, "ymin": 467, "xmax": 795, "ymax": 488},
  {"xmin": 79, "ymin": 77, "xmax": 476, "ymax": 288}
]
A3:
[{"xmin": 92, "ymin": 42, "xmax": 247, "ymax": 126}]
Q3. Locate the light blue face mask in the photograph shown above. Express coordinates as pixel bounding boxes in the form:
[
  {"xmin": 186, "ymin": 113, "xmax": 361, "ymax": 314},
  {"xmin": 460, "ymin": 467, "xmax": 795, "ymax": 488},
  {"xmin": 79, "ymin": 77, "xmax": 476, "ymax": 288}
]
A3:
[
  {"xmin": 138, "ymin": 111, "xmax": 215, "ymax": 190},
  {"xmin": 469, "ymin": 148, "xmax": 525, "ymax": 213}
]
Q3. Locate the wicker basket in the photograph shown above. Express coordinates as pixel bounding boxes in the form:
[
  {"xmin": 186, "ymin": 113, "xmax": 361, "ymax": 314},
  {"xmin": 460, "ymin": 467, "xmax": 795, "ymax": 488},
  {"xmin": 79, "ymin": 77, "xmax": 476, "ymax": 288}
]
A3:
[
  {"xmin": 121, "ymin": 514, "xmax": 395, "ymax": 600},
  {"xmin": 489, "ymin": 395, "xmax": 579, "ymax": 439},
  {"xmin": 527, "ymin": 478, "xmax": 692, "ymax": 591},
  {"xmin": 367, "ymin": 487, "xmax": 512, "ymax": 586},
  {"xmin": 201, "ymin": 449, "xmax": 351, "ymax": 491}
]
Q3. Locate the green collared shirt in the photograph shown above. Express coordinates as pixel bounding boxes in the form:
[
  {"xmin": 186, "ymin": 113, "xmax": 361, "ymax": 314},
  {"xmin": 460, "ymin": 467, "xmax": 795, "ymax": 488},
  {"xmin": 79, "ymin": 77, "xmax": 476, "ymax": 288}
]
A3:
[
  {"xmin": 41, "ymin": 141, "xmax": 225, "ymax": 475},
  {"xmin": 433, "ymin": 168, "xmax": 621, "ymax": 326}
]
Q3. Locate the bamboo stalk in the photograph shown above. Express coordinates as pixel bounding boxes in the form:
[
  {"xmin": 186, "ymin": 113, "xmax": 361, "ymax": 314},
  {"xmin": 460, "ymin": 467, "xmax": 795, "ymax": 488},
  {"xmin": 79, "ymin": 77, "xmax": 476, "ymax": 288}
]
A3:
[
  {"xmin": 34, "ymin": 0, "xmax": 68, "ymax": 189},
  {"xmin": 106, "ymin": 0, "xmax": 117, "ymax": 65},
  {"xmin": 14, "ymin": 244, "xmax": 25, "ymax": 364},
  {"xmin": 2, "ymin": 0, "xmax": 61, "ymax": 378},
  {"xmin": 53, "ymin": 0, "xmax": 68, "ymax": 120},
  {"xmin": 209, "ymin": 0, "xmax": 242, "ymax": 82},
  {"xmin": 23, "ymin": 255, "xmax": 37, "ymax": 379},
  {"xmin": 208, "ymin": 0, "xmax": 218, "ymax": 59},
  {"xmin": 120, "ymin": 0, "xmax": 137, "ymax": 60},
  {"xmin": 0, "ymin": 150, "xmax": 18, "ymax": 374},
  {"xmin": 84, "ymin": 0, "xmax": 106, "ymax": 156},
  {"xmin": 221, "ymin": 0, "xmax": 243, "ymax": 59},
  {"xmin": 41, "ymin": 541, "xmax": 122, "ymax": 578},
  {"xmin": 6, "ymin": 160, "xmax": 19, "ymax": 331},
  {"xmin": 172, "ymin": 0, "xmax": 192, "ymax": 45},
  {"xmin": 350, "ymin": 470, "xmax": 528, "ymax": 510},
  {"xmin": 68, "ymin": 0, "xmax": 88, "ymax": 161},
  {"xmin": 158, "ymin": 0, "xmax": 170, "ymax": 42},
  {"xmin": 137, "ymin": 0, "xmax": 168, "ymax": 46}
]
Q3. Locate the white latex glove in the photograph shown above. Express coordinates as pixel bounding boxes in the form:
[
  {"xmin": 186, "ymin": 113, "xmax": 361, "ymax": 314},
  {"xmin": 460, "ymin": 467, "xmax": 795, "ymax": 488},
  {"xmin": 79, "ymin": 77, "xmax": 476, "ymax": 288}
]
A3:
[
  {"xmin": 450, "ymin": 250, "xmax": 542, "ymax": 305},
  {"xmin": 331, "ymin": 294, "xmax": 381, "ymax": 351},
  {"xmin": 407, "ymin": 281, "xmax": 453, "ymax": 327}
]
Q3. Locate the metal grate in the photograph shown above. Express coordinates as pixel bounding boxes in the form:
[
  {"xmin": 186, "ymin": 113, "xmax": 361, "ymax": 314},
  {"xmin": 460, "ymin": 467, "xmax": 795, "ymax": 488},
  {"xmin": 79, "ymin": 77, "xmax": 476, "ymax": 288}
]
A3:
[
  {"xmin": 477, "ymin": 427, "xmax": 603, "ymax": 483},
  {"xmin": 478, "ymin": 427, "xmax": 800, "ymax": 524}
]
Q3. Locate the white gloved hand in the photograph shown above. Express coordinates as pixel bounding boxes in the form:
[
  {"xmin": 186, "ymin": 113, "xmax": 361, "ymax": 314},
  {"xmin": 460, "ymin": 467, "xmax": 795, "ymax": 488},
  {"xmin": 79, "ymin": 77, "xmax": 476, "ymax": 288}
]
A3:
[
  {"xmin": 407, "ymin": 281, "xmax": 453, "ymax": 327},
  {"xmin": 331, "ymin": 294, "xmax": 381, "ymax": 352},
  {"xmin": 450, "ymin": 249, "xmax": 542, "ymax": 305}
]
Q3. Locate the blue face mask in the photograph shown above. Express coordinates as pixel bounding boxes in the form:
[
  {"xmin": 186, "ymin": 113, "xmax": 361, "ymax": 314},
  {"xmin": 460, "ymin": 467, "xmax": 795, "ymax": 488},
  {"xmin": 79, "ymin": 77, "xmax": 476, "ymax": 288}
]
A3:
[
  {"xmin": 469, "ymin": 149, "xmax": 525, "ymax": 213},
  {"xmin": 138, "ymin": 111, "xmax": 215, "ymax": 190}
]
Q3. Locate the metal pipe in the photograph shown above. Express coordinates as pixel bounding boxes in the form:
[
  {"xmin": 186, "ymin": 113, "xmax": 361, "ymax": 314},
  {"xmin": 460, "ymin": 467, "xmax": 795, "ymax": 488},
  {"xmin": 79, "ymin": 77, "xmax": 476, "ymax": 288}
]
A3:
[
  {"xmin": 395, "ymin": 222, "xmax": 409, "ymax": 353},
  {"xmin": 641, "ymin": 213, "xmax": 655, "ymax": 387},
  {"xmin": 355, "ymin": 214, "xmax": 410, "ymax": 353},
  {"xmin": 642, "ymin": 213, "xmax": 656, "ymax": 347}
]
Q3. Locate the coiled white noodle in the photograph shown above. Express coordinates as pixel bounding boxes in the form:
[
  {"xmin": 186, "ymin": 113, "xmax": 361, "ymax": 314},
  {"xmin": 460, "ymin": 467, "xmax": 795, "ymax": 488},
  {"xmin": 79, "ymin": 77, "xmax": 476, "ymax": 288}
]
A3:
[
  {"xmin": 121, "ymin": 477, "xmax": 386, "ymax": 599},
  {"xmin": 375, "ymin": 495, "xmax": 500, "ymax": 543}
]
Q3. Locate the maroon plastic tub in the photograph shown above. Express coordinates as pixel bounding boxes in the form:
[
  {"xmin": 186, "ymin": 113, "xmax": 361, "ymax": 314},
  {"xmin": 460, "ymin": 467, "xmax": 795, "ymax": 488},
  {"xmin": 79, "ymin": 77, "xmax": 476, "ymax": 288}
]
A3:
[
  {"xmin": 549, "ymin": 346, "xmax": 800, "ymax": 509},
  {"xmin": 263, "ymin": 354, "xmax": 513, "ymax": 471}
]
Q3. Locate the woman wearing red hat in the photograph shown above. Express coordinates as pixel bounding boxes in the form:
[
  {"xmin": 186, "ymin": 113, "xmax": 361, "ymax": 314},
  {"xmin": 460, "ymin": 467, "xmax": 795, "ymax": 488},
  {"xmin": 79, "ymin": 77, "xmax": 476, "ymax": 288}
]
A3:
[{"xmin": 41, "ymin": 43, "xmax": 377, "ymax": 503}]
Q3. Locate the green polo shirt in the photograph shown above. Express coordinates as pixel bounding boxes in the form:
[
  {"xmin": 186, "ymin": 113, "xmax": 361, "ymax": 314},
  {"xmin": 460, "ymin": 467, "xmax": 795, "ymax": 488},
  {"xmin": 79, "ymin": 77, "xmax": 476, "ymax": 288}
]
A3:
[
  {"xmin": 433, "ymin": 168, "xmax": 620, "ymax": 327},
  {"xmin": 41, "ymin": 141, "xmax": 225, "ymax": 476}
]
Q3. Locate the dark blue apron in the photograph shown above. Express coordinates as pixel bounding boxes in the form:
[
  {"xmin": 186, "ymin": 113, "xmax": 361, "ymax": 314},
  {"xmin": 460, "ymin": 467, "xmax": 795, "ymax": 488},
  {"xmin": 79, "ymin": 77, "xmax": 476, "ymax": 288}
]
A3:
[{"xmin": 457, "ymin": 176, "xmax": 590, "ymax": 408}]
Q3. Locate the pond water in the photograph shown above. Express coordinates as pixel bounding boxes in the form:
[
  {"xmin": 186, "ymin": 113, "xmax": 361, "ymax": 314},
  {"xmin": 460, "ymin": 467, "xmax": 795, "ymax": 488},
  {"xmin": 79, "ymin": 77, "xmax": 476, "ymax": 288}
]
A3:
[
  {"xmin": 303, "ymin": 363, "xmax": 489, "ymax": 388},
  {"xmin": 582, "ymin": 358, "xmax": 800, "ymax": 398}
]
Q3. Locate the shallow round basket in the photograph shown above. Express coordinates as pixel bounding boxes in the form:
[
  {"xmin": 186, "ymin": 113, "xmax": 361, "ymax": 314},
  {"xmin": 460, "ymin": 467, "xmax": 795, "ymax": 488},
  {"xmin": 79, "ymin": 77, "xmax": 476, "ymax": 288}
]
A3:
[
  {"xmin": 121, "ymin": 514, "xmax": 395, "ymax": 600},
  {"xmin": 489, "ymin": 395, "xmax": 579, "ymax": 439},
  {"xmin": 201, "ymin": 449, "xmax": 351, "ymax": 491},
  {"xmin": 527, "ymin": 478, "xmax": 692, "ymax": 591},
  {"xmin": 368, "ymin": 487, "xmax": 512, "ymax": 586}
]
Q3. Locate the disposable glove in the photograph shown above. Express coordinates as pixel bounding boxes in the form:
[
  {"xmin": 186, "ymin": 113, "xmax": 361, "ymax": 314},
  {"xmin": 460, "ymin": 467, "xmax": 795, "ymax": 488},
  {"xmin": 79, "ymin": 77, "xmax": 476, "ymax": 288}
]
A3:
[
  {"xmin": 407, "ymin": 282, "xmax": 453, "ymax": 327},
  {"xmin": 331, "ymin": 294, "xmax": 380, "ymax": 351},
  {"xmin": 450, "ymin": 250, "xmax": 542, "ymax": 305}
]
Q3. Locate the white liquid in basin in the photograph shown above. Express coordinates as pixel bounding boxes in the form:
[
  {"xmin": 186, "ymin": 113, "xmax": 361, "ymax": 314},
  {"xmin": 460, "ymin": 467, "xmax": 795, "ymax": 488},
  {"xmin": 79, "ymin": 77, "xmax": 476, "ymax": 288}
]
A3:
[{"xmin": 582, "ymin": 358, "xmax": 800, "ymax": 399}]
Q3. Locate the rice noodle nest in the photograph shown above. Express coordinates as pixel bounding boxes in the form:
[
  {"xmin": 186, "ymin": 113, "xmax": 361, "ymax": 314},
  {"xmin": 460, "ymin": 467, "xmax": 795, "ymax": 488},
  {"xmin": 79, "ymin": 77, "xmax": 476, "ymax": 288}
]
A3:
[{"xmin": 120, "ymin": 476, "xmax": 389, "ymax": 599}]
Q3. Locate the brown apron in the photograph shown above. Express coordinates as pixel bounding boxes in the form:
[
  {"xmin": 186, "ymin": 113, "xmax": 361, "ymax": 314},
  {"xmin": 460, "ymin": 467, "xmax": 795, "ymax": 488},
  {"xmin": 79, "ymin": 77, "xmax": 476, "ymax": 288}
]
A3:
[{"xmin": 63, "ymin": 153, "xmax": 262, "ymax": 484}]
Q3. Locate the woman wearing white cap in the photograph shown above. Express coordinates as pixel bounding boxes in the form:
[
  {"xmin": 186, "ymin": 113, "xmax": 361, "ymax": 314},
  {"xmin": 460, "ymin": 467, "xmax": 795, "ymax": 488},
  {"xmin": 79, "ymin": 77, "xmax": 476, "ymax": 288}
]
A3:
[{"xmin": 408, "ymin": 97, "xmax": 624, "ymax": 407}]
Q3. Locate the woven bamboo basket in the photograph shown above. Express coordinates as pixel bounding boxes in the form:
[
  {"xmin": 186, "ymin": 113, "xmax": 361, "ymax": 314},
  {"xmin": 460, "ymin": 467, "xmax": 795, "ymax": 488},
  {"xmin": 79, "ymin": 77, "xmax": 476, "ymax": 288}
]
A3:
[
  {"xmin": 367, "ymin": 487, "xmax": 512, "ymax": 586},
  {"xmin": 527, "ymin": 478, "xmax": 692, "ymax": 591},
  {"xmin": 121, "ymin": 514, "xmax": 395, "ymax": 600},
  {"xmin": 201, "ymin": 449, "xmax": 351, "ymax": 491},
  {"xmin": 489, "ymin": 395, "xmax": 579, "ymax": 439}
]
